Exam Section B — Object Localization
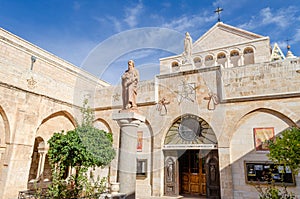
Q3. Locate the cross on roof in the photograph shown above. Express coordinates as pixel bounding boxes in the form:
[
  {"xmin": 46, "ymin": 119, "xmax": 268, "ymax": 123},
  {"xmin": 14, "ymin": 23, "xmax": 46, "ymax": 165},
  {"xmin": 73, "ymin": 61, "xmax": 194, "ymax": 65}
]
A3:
[
  {"xmin": 214, "ymin": 7, "xmax": 223, "ymax": 22},
  {"xmin": 286, "ymin": 38, "xmax": 291, "ymax": 50}
]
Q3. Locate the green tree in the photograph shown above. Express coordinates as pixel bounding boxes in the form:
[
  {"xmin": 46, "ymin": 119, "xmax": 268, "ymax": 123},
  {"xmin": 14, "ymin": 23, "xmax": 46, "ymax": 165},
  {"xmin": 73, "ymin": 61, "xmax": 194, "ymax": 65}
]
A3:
[
  {"xmin": 47, "ymin": 100, "xmax": 115, "ymax": 198},
  {"xmin": 268, "ymin": 127, "xmax": 300, "ymax": 175},
  {"xmin": 256, "ymin": 127, "xmax": 300, "ymax": 199}
]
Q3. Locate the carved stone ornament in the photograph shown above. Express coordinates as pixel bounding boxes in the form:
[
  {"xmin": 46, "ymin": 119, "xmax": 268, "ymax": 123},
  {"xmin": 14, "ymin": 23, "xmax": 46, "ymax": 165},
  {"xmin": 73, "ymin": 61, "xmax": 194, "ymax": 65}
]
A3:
[
  {"xmin": 113, "ymin": 93, "xmax": 120, "ymax": 101},
  {"xmin": 204, "ymin": 92, "xmax": 219, "ymax": 110},
  {"xmin": 156, "ymin": 97, "xmax": 170, "ymax": 116},
  {"xmin": 175, "ymin": 80, "xmax": 199, "ymax": 104},
  {"xmin": 27, "ymin": 76, "xmax": 37, "ymax": 89}
]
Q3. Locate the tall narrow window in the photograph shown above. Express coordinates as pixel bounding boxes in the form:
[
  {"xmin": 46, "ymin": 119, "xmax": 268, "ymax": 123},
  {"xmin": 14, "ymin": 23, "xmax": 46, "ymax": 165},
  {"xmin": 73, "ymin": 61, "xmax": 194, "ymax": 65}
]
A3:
[
  {"xmin": 205, "ymin": 55, "xmax": 214, "ymax": 67},
  {"xmin": 243, "ymin": 47, "xmax": 254, "ymax": 65},
  {"xmin": 230, "ymin": 50, "xmax": 240, "ymax": 67},
  {"xmin": 193, "ymin": 57, "xmax": 202, "ymax": 67},
  {"xmin": 217, "ymin": 52, "xmax": 227, "ymax": 67}
]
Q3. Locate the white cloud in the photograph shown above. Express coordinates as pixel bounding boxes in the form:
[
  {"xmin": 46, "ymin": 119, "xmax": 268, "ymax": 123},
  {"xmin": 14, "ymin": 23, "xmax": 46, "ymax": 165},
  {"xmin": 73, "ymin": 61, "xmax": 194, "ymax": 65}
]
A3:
[
  {"xmin": 293, "ymin": 29, "xmax": 300, "ymax": 42},
  {"xmin": 239, "ymin": 6, "xmax": 299, "ymax": 30},
  {"xmin": 107, "ymin": 16, "xmax": 122, "ymax": 32},
  {"xmin": 124, "ymin": 1, "xmax": 143, "ymax": 28},
  {"xmin": 81, "ymin": 28, "xmax": 184, "ymax": 83},
  {"xmin": 162, "ymin": 14, "xmax": 215, "ymax": 33}
]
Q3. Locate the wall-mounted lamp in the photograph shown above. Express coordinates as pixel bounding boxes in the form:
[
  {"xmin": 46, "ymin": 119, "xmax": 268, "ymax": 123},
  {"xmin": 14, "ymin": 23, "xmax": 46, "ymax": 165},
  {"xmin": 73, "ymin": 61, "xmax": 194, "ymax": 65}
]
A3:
[{"xmin": 30, "ymin": 56, "xmax": 37, "ymax": 70}]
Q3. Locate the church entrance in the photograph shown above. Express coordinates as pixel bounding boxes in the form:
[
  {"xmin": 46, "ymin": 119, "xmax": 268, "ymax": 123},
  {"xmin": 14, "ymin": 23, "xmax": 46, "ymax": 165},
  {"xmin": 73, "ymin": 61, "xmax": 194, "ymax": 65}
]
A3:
[
  {"xmin": 163, "ymin": 114, "xmax": 220, "ymax": 198},
  {"xmin": 179, "ymin": 149, "xmax": 220, "ymax": 198},
  {"xmin": 179, "ymin": 150, "xmax": 206, "ymax": 196}
]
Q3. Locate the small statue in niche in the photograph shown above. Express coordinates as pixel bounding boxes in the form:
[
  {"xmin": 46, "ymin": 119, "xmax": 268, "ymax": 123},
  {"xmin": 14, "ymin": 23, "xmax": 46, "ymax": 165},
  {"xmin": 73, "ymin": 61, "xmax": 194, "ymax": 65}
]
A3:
[
  {"xmin": 167, "ymin": 159, "xmax": 174, "ymax": 182},
  {"xmin": 210, "ymin": 165, "xmax": 216, "ymax": 182},
  {"xmin": 121, "ymin": 60, "xmax": 139, "ymax": 111}
]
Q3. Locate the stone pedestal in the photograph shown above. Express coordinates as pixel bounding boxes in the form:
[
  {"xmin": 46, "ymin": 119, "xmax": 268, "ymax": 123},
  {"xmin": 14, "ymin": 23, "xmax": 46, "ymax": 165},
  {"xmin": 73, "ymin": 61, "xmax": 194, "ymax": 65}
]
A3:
[{"xmin": 113, "ymin": 111, "xmax": 145, "ymax": 199}]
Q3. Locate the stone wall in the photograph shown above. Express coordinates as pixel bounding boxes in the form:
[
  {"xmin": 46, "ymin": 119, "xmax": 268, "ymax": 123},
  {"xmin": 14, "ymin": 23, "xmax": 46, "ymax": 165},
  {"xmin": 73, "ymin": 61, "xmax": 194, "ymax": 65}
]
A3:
[
  {"xmin": 0, "ymin": 28, "xmax": 111, "ymax": 199},
  {"xmin": 0, "ymin": 28, "xmax": 109, "ymax": 108},
  {"xmin": 221, "ymin": 58, "xmax": 300, "ymax": 100}
]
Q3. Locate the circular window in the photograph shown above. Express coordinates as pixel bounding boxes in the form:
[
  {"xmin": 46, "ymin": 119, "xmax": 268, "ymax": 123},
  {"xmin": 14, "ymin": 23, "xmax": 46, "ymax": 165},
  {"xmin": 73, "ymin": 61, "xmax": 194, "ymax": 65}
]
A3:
[{"xmin": 178, "ymin": 117, "xmax": 201, "ymax": 141}]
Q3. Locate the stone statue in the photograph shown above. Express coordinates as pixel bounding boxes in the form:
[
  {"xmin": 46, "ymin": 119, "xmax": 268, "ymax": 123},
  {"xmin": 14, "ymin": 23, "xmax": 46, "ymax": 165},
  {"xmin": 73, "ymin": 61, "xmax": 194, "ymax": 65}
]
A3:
[
  {"xmin": 167, "ymin": 159, "xmax": 173, "ymax": 182},
  {"xmin": 121, "ymin": 60, "xmax": 139, "ymax": 110},
  {"xmin": 183, "ymin": 32, "xmax": 192, "ymax": 64}
]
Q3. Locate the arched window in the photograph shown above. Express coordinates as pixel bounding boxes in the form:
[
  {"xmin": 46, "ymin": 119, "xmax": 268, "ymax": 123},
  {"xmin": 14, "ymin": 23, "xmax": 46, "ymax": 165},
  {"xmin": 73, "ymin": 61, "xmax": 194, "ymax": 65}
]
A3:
[
  {"xmin": 205, "ymin": 55, "xmax": 213, "ymax": 61},
  {"xmin": 205, "ymin": 55, "xmax": 214, "ymax": 67},
  {"xmin": 230, "ymin": 50, "xmax": 239, "ymax": 57},
  {"xmin": 171, "ymin": 62, "xmax": 179, "ymax": 67},
  {"xmin": 244, "ymin": 47, "xmax": 254, "ymax": 54},
  {"xmin": 217, "ymin": 52, "xmax": 226, "ymax": 59},
  {"xmin": 243, "ymin": 47, "xmax": 254, "ymax": 65},
  {"xmin": 217, "ymin": 52, "xmax": 227, "ymax": 67},
  {"xmin": 193, "ymin": 57, "xmax": 202, "ymax": 67},
  {"xmin": 28, "ymin": 137, "xmax": 44, "ymax": 182},
  {"xmin": 171, "ymin": 61, "xmax": 179, "ymax": 72},
  {"xmin": 230, "ymin": 50, "xmax": 240, "ymax": 67}
]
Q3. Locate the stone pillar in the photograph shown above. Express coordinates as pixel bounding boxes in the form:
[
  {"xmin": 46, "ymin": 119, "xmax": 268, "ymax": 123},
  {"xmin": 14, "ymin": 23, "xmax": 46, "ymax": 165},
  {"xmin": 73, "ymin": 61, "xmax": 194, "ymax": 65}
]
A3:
[
  {"xmin": 36, "ymin": 150, "xmax": 46, "ymax": 178},
  {"xmin": 218, "ymin": 147, "xmax": 234, "ymax": 199},
  {"xmin": 113, "ymin": 112, "xmax": 145, "ymax": 199},
  {"xmin": 35, "ymin": 142, "xmax": 48, "ymax": 180}
]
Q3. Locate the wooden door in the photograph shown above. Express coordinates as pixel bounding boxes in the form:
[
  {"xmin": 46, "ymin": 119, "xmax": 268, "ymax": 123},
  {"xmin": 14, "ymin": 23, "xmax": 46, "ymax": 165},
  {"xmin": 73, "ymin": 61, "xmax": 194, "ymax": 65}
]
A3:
[{"xmin": 179, "ymin": 150, "xmax": 206, "ymax": 196}]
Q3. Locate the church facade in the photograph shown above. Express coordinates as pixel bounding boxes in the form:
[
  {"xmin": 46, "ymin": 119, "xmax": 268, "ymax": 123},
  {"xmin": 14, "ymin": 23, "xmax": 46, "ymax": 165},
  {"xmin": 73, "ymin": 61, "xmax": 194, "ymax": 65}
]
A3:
[{"xmin": 0, "ymin": 22, "xmax": 300, "ymax": 199}]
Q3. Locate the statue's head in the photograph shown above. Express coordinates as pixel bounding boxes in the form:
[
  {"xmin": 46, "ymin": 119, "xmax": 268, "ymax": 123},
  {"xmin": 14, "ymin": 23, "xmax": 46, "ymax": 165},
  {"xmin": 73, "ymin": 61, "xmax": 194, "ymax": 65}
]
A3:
[{"xmin": 128, "ymin": 60, "xmax": 135, "ymax": 67}]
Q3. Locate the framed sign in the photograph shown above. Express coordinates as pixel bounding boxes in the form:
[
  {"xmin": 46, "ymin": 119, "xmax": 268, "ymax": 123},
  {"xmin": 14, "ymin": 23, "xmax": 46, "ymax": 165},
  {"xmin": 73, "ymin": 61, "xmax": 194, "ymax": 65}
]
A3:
[
  {"xmin": 245, "ymin": 161, "xmax": 295, "ymax": 185},
  {"xmin": 253, "ymin": 127, "xmax": 274, "ymax": 151}
]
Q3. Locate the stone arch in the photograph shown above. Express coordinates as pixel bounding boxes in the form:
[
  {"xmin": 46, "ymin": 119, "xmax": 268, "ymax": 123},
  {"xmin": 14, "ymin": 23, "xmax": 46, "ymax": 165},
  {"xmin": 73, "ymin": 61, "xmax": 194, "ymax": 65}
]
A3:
[
  {"xmin": 84, "ymin": 118, "xmax": 114, "ymax": 187},
  {"xmin": 162, "ymin": 114, "xmax": 219, "ymax": 197},
  {"xmin": 28, "ymin": 137, "xmax": 45, "ymax": 182},
  {"xmin": 36, "ymin": 110, "xmax": 76, "ymax": 142},
  {"xmin": 171, "ymin": 61, "xmax": 180, "ymax": 72},
  {"xmin": 243, "ymin": 46, "xmax": 255, "ymax": 65},
  {"xmin": 204, "ymin": 54, "xmax": 214, "ymax": 67},
  {"xmin": 193, "ymin": 56, "xmax": 202, "ymax": 67},
  {"xmin": 136, "ymin": 119, "xmax": 155, "ymax": 197},
  {"xmin": 229, "ymin": 108, "xmax": 295, "ymax": 198},
  {"xmin": 217, "ymin": 52, "xmax": 227, "ymax": 68},
  {"xmin": 93, "ymin": 118, "xmax": 112, "ymax": 133},
  {"xmin": 171, "ymin": 61, "xmax": 179, "ymax": 67},
  {"xmin": 0, "ymin": 105, "xmax": 10, "ymax": 189},
  {"xmin": 238, "ymin": 108, "xmax": 296, "ymax": 128},
  {"xmin": 163, "ymin": 114, "xmax": 218, "ymax": 147},
  {"xmin": 40, "ymin": 111, "xmax": 76, "ymax": 128},
  {"xmin": 0, "ymin": 106, "xmax": 10, "ymax": 145},
  {"xmin": 230, "ymin": 49, "xmax": 240, "ymax": 67},
  {"xmin": 230, "ymin": 108, "xmax": 295, "ymax": 163}
]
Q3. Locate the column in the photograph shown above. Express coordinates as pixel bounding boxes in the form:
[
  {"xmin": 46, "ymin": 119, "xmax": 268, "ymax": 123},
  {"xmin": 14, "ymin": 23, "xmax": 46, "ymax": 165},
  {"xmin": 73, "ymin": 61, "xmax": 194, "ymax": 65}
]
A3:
[
  {"xmin": 113, "ymin": 112, "xmax": 145, "ymax": 199},
  {"xmin": 36, "ymin": 146, "xmax": 47, "ymax": 179},
  {"xmin": 218, "ymin": 147, "xmax": 234, "ymax": 199}
]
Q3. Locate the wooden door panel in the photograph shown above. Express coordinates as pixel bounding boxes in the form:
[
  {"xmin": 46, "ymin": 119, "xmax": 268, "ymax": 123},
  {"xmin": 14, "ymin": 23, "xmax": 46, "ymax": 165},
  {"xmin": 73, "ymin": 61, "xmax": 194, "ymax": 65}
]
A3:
[
  {"xmin": 182, "ymin": 173, "xmax": 189, "ymax": 182},
  {"xmin": 190, "ymin": 174, "xmax": 199, "ymax": 183},
  {"xmin": 179, "ymin": 150, "xmax": 206, "ymax": 195},
  {"xmin": 182, "ymin": 173, "xmax": 189, "ymax": 193},
  {"xmin": 201, "ymin": 174, "xmax": 206, "ymax": 195},
  {"xmin": 190, "ymin": 184, "xmax": 200, "ymax": 193}
]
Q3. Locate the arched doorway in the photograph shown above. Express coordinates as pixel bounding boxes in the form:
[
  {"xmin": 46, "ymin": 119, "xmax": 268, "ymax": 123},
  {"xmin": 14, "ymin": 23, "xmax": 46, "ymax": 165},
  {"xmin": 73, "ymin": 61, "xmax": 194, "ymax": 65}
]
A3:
[{"xmin": 163, "ymin": 114, "xmax": 220, "ymax": 198}]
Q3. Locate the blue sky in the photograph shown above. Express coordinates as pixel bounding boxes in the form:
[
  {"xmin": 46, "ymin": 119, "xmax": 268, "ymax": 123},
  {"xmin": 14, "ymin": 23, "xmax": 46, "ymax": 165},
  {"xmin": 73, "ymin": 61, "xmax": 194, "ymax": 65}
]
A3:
[{"xmin": 0, "ymin": 0, "xmax": 299, "ymax": 85}]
